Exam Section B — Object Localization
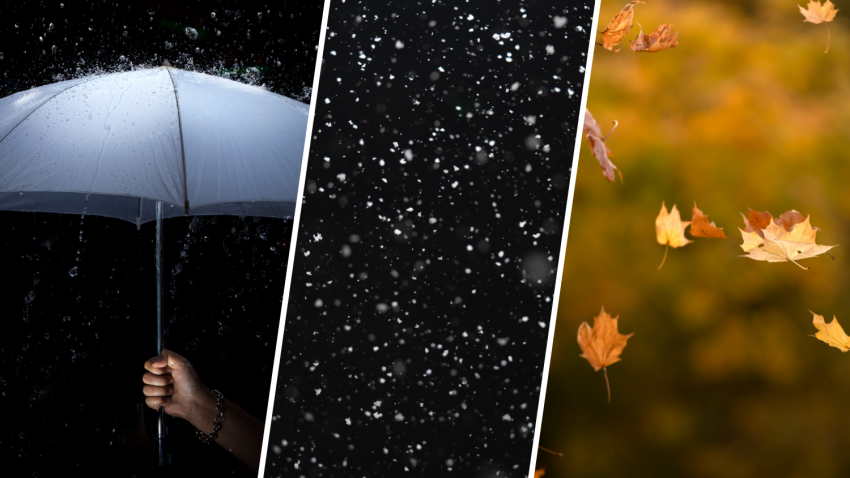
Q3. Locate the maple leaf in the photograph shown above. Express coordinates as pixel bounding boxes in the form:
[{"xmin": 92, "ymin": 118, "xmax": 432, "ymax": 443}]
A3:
[
  {"xmin": 583, "ymin": 110, "xmax": 622, "ymax": 183},
  {"xmin": 599, "ymin": 1, "xmax": 645, "ymax": 52},
  {"xmin": 578, "ymin": 306, "xmax": 633, "ymax": 403},
  {"xmin": 811, "ymin": 311, "xmax": 850, "ymax": 352},
  {"xmin": 656, "ymin": 202, "xmax": 691, "ymax": 269},
  {"xmin": 739, "ymin": 215, "xmax": 837, "ymax": 269},
  {"xmin": 799, "ymin": 0, "xmax": 838, "ymax": 53},
  {"xmin": 689, "ymin": 203, "xmax": 726, "ymax": 239},
  {"xmin": 630, "ymin": 23, "xmax": 679, "ymax": 53},
  {"xmin": 534, "ymin": 469, "xmax": 546, "ymax": 478}
]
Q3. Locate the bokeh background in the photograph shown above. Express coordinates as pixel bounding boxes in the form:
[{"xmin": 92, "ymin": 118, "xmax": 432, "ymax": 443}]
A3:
[{"xmin": 536, "ymin": 1, "xmax": 850, "ymax": 477}]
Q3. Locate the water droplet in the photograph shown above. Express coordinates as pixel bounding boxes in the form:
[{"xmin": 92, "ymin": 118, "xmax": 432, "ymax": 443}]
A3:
[
  {"xmin": 210, "ymin": 12, "xmax": 216, "ymax": 19},
  {"xmin": 48, "ymin": 23, "xmax": 55, "ymax": 32},
  {"xmin": 68, "ymin": 267, "xmax": 78, "ymax": 278},
  {"xmin": 51, "ymin": 45, "xmax": 57, "ymax": 54},
  {"xmin": 185, "ymin": 27, "xmax": 198, "ymax": 40}
]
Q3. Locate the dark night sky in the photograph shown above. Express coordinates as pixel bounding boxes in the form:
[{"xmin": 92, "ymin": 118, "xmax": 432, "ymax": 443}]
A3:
[
  {"xmin": 0, "ymin": 1, "xmax": 322, "ymax": 477},
  {"xmin": 265, "ymin": 1, "xmax": 593, "ymax": 477}
]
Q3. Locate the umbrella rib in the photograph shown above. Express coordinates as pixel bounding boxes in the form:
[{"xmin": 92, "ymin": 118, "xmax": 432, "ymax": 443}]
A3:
[
  {"xmin": 166, "ymin": 69, "xmax": 190, "ymax": 215},
  {"xmin": 0, "ymin": 76, "xmax": 96, "ymax": 147}
]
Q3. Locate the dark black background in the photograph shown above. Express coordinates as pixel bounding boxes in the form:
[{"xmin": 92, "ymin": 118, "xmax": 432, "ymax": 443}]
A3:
[
  {"xmin": 0, "ymin": 0, "xmax": 322, "ymax": 476},
  {"xmin": 266, "ymin": 1, "xmax": 592, "ymax": 477}
]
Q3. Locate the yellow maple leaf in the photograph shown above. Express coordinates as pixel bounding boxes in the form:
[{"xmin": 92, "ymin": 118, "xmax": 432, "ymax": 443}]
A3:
[
  {"xmin": 811, "ymin": 311, "xmax": 850, "ymax": 352},
  {"xmin": 599, "ymin": 1, "xmax": 645, "ymax": 52},
  {"xmin": 739, "ymin": 216, "xmax": 837, "ymax": 270},
  {"xmin": 578, "ymin": 307, "xmax": 633, "ymax": 403},
  {"xmin": 534, "ymin": 469, "xmax": 546, "ymax": 478},
  {"xmin": 656, "ymin": 202, "xmax": 691, "ymax": 269},
  {"xmin": 799, "ymin": 1, "xmax": 838, "ymax": 52}
]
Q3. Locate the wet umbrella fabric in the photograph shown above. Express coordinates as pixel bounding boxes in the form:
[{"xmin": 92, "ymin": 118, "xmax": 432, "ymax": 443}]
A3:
[
  {"xmin": 0, "ymin": 67, "xmax": 307, "ymax": 225},
  {"xmin": 0, "ymin": 67, "xmax": 308, "ymax": 466}
]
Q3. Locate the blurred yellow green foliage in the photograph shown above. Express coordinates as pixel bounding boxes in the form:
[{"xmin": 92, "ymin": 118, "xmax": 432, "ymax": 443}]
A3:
[{"xmin": 537, "ymin": 0, "xmax": 850, "ymax": 477}]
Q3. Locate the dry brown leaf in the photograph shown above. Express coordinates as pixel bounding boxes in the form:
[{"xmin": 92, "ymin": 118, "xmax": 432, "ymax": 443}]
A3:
[
  {"xmin": 689, "ymin": 203, "xmax": 726, "ymax": 239},
  {"xmin": 599, "ymin": 1, "xmax": 645, "ymax": 52},
  {"xmin": 583, "ymin": 110, "xmax": 622, "ymax": 182},
  {"xmin": 741, "ymin": 208, "xmax": 812, "ymax": 238},
  {"xmin": 811, "ymin": 311, "xmax": 850, "ymax": 352},
  {"xmin": 777, "ymin": 210, "xmax": 807, "ymax": 231},
  {"xmin": 578, "ymin": 306, "xmax": 633, "ymax": 403},
  {"xmin": 739, "ymin": 215, "xmax": 837, "ymax": 269},
  {"xmin": 656, "ymin": 202, "xmax": 691, "ymax": 269},
  {"xmin": 630, "ymin": 23, "xmax": 679, "ymax": 53},
  {"xmin": 799, "ymin": 1, "xmax": 838, "ymax": 53}
]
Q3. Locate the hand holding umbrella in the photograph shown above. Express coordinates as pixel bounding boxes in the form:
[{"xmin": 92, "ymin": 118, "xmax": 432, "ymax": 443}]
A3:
[{"xmin": 142, "ymin": 349, "xmax": 265, "ymax": 472}]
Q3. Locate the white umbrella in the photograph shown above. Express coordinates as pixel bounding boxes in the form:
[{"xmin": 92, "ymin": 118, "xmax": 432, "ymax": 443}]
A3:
[{"xmin": 0, "ymin": 66, "xmax": 308, "ymax": 465}]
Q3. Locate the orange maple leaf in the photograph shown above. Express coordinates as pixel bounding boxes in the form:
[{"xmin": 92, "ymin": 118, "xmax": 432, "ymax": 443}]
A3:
[
  {"xmin": 599, "ymin": 1, "xmax": 645, "ymax": 52},
  {"xmin": 583, "ymin": 110, "xmax": 622, "ymax": 183},
  {"xmin": 799, "ymin": 0, "xmax": 838, "ymax": 53},
  {"xmin": 630, "ymin": 23, "xmax": 679, "ymax": 52},
  {"xmin": 689, "ymin": 203, "xmax": 726, "ymax": 239},
  {"xmin": 578, "ymin": 307, "xmax": 633, "ymax": 403}
]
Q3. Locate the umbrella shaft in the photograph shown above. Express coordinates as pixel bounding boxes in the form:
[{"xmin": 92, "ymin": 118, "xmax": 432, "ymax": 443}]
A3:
[
  {"xmin": 155, "ymin": 201, "xmax": 167, "ymax": 467},
  {"xmin": 156, "ymin": 201, "xmax": 163, "ymax": 354}
]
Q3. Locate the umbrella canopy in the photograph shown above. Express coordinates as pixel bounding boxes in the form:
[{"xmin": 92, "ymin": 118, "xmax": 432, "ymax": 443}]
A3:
[{"xmin": 0, "ymin": 67, "xmax": 307, "ymax": 226}]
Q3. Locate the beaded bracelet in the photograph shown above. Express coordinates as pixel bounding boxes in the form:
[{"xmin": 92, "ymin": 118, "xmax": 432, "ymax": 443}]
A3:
[{"xmin": 193, "ymin": 389, "xmax": 225, "ymax": 444}]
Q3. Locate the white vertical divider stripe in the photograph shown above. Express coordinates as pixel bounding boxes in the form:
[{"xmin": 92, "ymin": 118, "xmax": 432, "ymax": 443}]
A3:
[
  {"xmin": 257, "ymin": 0, "xmax": 333, "ymax": 475},
  {"xmin": 526, "ymin": 1, "xmax": 602, "ymax": 476}
]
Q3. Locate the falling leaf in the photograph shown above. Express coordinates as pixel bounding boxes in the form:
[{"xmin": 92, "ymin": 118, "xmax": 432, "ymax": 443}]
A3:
[
  {"xmin": 777, "ymin": 210, "xmax": 808, "ymax": 231},
  {"xmin": 739, "ymin": 215, "xmax": 837, "ymax": 269},
  {"xmin": 656, "ymin": 202, "xmax": 691, "ymax": 269},
  {"xmin": 799, "ymin": 0, "xmax": 838, "ymax": 53},
  {"xmin": 689, "ymin": 203, "xmax": 726, "ymax": 239},
  {"xmin": 599, "ymin": 1, "xmax": 645, "ymax": 52},
  {"xmin": 583, "ymin": 110, "xmax": 622, "ymax": 182},
  {"xmin": 578, "ymin": 306, "xmax": 633, "ymax": 403},
  {"xmin": 741, "ymin": 208, "xmax": 813, "ymax": 238},
  {"xmin": 811, "ymin": 311, "xmax": 850, "ymax": 352},
  {"xmin": 630, "ymin": 23, "xmax": 679, "ymax": 52},
  {"xmin": 534, "ymin": 469, "xmax": 546, "ymax": 478}
]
